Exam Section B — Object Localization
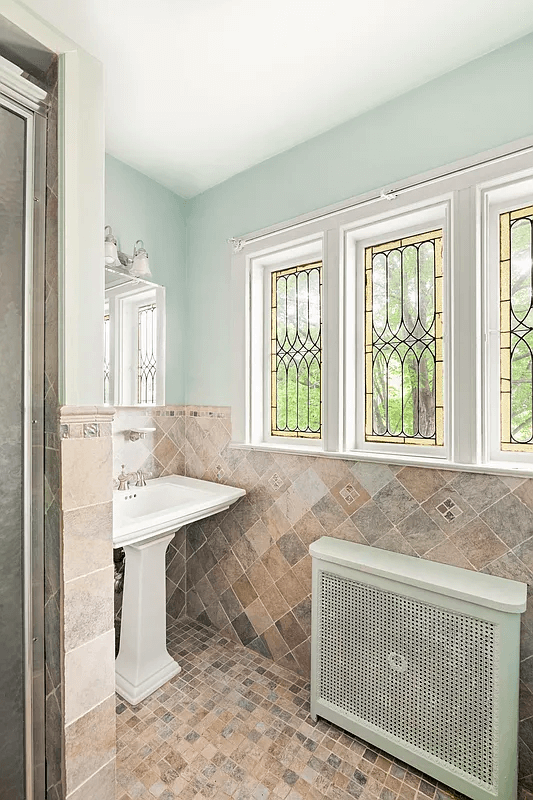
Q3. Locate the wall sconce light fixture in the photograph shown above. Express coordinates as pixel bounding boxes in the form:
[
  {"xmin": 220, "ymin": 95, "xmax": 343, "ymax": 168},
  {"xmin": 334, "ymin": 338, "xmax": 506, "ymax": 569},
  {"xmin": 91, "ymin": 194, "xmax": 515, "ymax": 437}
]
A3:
[
  {"xmin": 104, "ymin": 225, "xmax": 120, "ymax": 266},
  {"xmin": 130, "ymin": 240, "xmax": 151, "ymax": 278},
  {"xmin": 105, "ymin": 228, "xmax": 153, "ymax": 279}
]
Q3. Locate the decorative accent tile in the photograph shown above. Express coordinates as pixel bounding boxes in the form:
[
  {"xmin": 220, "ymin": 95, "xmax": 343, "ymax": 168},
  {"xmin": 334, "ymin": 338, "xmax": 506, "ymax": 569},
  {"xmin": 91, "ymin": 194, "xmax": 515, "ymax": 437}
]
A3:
[
  {"xmin": 339, "ymin": 483, "xmax": 359, "ymax": 504},
  {"xmin": 83, "ymin": 422, "xmax": 98, "ymax": 438},
  {"xmin": 422, "ymin": 488, "xmax": 475, "ymax": 534},
  {"xmin": 60, "ymin": 424, "xmax": 69, "ymax": 439},
  {"xmin": 331, "ymin": 477, "xmax": 370, "ymax": 514},
  {"xmin": 269, "ymin": 472, "xmax": 284, "ymax": 491},
  {"xmin": 436, "ymin": 498, "xmax": 463, "ymax": 522}
]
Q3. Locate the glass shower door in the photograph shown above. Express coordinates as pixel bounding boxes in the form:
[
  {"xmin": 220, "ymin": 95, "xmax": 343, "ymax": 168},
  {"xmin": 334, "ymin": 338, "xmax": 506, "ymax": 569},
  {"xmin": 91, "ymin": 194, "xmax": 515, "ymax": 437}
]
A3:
[{"xmin": 0, "ymin": 92, "xmax": 45, "ymax": 799}]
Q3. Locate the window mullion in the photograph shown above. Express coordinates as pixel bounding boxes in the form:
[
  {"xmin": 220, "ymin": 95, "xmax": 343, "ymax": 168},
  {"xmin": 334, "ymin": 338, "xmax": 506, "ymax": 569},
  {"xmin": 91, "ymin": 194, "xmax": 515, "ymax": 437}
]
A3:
[
  {"xmin": 324, "ymin": 226, "xmax": 341, "ymax": 452},
  {"xmin": 452, "ymin": 187, "xmax": 478, "ymax": 466}
]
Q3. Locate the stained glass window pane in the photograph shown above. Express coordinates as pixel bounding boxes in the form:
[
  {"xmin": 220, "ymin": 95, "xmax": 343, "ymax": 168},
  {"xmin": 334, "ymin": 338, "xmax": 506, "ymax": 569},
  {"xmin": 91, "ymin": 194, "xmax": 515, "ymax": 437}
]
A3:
[
  {"xmin": 103, "ymin": 313, "xmax": 110, "ymax": 404},
  {"xmin": 365, "ymin": 230, "xmax": 444, "ymax": 446},
  {"xmin": 271, "ymin": 262, "xmax": 322, "ymax": 438},
  {"xmin": 138, "ymin": 302, "xmax": 157, "ymax": 404},
  {"xmin": 500, "ymin": 205, "xmax": 533, "ymax": 451}
]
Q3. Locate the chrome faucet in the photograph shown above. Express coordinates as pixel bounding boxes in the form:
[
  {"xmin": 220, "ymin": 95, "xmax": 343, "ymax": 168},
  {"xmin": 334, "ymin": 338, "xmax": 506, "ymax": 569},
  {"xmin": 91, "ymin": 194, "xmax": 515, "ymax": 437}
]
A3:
[{"xmin": 117, "ymin": 465, "xmax": 135, "ymax": 491}]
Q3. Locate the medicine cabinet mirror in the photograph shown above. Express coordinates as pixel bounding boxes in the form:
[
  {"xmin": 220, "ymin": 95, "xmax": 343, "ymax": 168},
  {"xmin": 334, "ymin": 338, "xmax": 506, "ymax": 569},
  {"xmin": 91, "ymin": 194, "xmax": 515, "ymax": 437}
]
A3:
[{"xmin": 104, "ymin": 266, "xmax": 166, "ymax": 406}]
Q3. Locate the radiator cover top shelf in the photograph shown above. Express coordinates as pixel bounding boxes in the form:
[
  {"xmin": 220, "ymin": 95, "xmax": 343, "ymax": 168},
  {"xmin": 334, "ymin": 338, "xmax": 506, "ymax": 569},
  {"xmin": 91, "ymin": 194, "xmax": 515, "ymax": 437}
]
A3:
[
  {"xmin": 309, "ymin": 538, "xmax": 526, "ymax": 613},
  {"xmin": 310, "ymin": 537, "xmax": 527, "ymax": 800}
]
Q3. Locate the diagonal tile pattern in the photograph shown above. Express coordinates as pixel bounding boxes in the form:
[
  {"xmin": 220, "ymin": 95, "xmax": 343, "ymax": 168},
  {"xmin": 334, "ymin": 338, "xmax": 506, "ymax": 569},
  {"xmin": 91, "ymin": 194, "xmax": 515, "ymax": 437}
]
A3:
[
  {"xmin": 112, "ymin": 405, "xmax": 533, "ymax": 791},
  {"xmin": 116, "ymin": 618, "xmax": 473, "ymax": 800},
  {"xmin": 179, "ymin": 409, "xmax": 533, "ymax": 791}
]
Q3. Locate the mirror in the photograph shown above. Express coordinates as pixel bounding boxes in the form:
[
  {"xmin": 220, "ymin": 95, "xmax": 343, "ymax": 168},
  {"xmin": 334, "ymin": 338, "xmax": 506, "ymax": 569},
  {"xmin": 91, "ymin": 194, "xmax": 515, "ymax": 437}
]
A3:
[{"xmin": 104, "ymin": 266, "xmax": 166, "ymax": 406}]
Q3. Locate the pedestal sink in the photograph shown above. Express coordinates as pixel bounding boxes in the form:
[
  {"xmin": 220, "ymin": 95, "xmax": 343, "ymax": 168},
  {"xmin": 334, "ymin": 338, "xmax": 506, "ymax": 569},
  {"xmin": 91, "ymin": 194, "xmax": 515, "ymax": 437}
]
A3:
[{"xmin": 113, "ymin": 475, "xmax": 245, "ymax": 704}]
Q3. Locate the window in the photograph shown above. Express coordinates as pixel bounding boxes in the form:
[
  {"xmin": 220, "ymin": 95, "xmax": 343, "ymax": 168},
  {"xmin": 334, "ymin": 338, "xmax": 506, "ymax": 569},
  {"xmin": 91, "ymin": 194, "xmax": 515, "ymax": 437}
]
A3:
[
  {"xmin": 270, "ymin": 262, "xmax": 322, "ymax": 438},
  {"xmin": 499, "ymin": 205, "xmax": 533, "ymax": 452},
  {"xmin": 137, "ymin": 301, "xmax": 157, "ymax": 404},
  {"xmin": 484, "ymin": 173, "xmax": 533, "ymax": 467},
  {"xmin": 232, "ymin": 139, "xmax": 533, "ymax": 474},
  {"xmin": 364, "ymin": 230, "xmax": 443, "ymax": 447},
  {"xmin": 104, "ymin": 283, "xmax": 165, "ymax": 406},
  {"xmin": 103, "ymin": 311, "xmax": 111, "ymax": 404}
]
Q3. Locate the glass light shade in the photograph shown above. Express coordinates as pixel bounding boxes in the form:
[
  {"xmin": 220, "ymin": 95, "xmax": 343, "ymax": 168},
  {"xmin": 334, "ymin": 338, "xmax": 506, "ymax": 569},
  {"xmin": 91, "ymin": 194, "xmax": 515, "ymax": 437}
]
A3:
[
  {"xmin": 131, "ymin": 240, "xmax": 151, "ymax": 277},
  {"xmin": 105, "ymin": 239, "xmax": 118, "ymax": 265},
  {"xmin": 104, "ymin": 225, "xmax": 119, "ymax": 265}
]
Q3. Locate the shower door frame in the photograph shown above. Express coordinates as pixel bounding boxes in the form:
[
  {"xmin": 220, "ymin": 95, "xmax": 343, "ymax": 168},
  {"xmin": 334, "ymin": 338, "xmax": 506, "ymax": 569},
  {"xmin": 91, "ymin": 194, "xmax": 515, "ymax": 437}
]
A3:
[{"xmin": 0, "ymin": 80, "xmax": 48, "ymax": 800}]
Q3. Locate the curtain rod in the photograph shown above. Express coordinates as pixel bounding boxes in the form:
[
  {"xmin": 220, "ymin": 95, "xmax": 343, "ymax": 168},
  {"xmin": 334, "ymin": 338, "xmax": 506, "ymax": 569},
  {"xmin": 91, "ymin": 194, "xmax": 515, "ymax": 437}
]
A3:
[{"xmin": 227, "ymin": 142, "xmax": 533, "ymax": 253}]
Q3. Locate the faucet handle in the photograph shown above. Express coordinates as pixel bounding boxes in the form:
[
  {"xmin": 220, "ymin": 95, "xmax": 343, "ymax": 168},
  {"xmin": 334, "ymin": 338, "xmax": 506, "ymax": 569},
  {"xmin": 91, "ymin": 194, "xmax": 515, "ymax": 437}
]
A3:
[
  {"xmin": 135, "ymin": 469, "xmax": 151, "ymax": 487},
  {"xmin": 117, "ymin": 465, "xmax": 133, "ymax": 491}
]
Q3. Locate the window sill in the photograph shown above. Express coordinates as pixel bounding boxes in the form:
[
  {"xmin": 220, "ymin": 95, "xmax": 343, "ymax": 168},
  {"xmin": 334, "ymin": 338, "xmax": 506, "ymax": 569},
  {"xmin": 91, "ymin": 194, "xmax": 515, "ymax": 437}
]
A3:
[{"xmin": 229, "ymin": 441, "xmax": 533, "ymax": 479}]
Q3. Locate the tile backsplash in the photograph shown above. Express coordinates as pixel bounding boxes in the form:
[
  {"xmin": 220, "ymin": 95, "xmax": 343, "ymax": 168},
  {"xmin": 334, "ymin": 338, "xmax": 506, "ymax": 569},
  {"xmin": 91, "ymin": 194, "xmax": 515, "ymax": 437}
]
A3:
[
  {"xmin": 112, "ymin": 406, "xmax": 185, "ymax": 481},
  {"xmin": 112, "ymin": 404, "xmax": 533, "ymax": 790}
]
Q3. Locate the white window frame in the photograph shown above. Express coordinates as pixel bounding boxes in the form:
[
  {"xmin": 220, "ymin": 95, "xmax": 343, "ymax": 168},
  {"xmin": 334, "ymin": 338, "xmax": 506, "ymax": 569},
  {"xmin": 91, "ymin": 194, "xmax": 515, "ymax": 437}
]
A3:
[
  {"xmin": 231, "ymin": 137, "xmax": 533, "ymax": 476},
  {"xmin": 105, "ymin": 283, "xmax": 166, "ymax": 406},
  {"xmin": 481, "ymin": 172, "xmax": 533, "ymax": 469},
  {"xmin": 344, "ymin": 200, "xmax": 451, "ymax": 462},
  {"xmin": 104, "ymin": 299, "xmax": 111, "ymax": 404},
  {"xmin": 250, "ymin": 235, "xmax": 325, "ymax": 449}
]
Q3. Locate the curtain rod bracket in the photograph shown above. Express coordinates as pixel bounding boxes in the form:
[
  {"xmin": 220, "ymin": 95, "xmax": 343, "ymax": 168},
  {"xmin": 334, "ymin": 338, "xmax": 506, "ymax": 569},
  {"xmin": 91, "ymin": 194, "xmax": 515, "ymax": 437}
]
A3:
[{"xmin": 227, "ymin": 237, "xmax": 245, "ymax": 253}]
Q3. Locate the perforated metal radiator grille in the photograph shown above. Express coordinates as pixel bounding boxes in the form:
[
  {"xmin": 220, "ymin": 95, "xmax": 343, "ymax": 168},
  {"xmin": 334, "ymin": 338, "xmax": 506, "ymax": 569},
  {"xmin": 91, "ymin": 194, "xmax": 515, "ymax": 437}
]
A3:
[{"xmin": 317, "ymin": 571, "xmax": 498, "ymax": 789}]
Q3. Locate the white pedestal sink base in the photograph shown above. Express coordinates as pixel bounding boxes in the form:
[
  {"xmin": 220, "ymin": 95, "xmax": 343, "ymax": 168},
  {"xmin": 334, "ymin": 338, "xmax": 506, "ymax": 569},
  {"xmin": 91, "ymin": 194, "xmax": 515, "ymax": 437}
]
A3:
[
  {"xmin": 116, "ymin": 656, "xmax": 180, "ymax": 706},
  {"xmin": 115, "ymin": 532, "xmax": 181, "ymax": 705}
]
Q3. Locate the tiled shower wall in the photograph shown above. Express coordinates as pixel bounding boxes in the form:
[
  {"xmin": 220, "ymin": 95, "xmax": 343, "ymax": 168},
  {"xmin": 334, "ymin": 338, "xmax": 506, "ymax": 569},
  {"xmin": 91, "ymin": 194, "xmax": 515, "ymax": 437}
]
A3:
[{"xmin": 178, "ymin": 406, "xmax": 533, "ymax": 791}]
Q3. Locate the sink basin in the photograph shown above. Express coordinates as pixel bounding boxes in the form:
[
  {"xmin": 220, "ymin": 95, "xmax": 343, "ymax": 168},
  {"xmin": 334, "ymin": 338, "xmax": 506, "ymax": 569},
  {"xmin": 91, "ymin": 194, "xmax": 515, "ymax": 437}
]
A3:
[
  {"xmin": 114, "ymin": 474, "xmax": 245, "ymax": 704},
  {"xmin": 113, "ymin": 474, "xmax": 245, "ymax": 548}
]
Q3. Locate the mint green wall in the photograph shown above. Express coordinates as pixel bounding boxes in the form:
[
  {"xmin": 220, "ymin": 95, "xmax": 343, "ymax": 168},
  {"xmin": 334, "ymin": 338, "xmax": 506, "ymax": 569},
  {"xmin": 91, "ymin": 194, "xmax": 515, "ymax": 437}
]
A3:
[
  {"xmin": 185, "ymin": 32, "xmax": 533, "ymax": 406},
  {"xmin": 105, "ymin": 154, "xmax": 187, "ymax": 403}
]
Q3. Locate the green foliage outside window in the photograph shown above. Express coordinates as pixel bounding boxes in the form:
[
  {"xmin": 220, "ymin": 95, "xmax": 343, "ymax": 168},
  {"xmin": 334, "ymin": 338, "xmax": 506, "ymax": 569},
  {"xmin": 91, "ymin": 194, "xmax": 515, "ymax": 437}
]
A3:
[{"xmin": 271, "ymin": 264, "xmax": 321, "ymax": 438}]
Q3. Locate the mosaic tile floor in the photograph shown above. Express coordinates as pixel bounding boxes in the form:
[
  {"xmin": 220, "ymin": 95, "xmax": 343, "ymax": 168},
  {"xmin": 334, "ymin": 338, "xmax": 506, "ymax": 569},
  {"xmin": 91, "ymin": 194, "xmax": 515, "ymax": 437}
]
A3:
[{"xmin": 116, "ymin": 619, "xmax": 464, "ymax": 800}]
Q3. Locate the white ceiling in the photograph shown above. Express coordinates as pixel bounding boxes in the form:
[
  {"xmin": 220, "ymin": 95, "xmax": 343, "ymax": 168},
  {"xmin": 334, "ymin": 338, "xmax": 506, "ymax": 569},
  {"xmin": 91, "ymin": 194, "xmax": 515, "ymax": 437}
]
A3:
[{"xmin": 19, "ymin": 0, "xmax": 533, "ymax": 198}]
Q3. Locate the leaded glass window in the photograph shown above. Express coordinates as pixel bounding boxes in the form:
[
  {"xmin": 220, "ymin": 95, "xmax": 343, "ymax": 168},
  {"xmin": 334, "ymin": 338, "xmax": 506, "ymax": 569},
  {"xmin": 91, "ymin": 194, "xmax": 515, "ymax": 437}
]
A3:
[
  {"xmin": 104, "ymin": 313, "xmax": 110, "ymax": 404},
  {"xmin": 500, "ymin": 205, "xmax": 533, "ymax": 451},
  {"xmin": 271, "ymin": 262, "xmax": 322, "ymax": 437},
  {"xmin": 137, "ymin": 302, "xmax": 157, "ymax": 404},
  {"xmin": 365, "ymin": 230, "xmax": 444, "ymax": 446}
]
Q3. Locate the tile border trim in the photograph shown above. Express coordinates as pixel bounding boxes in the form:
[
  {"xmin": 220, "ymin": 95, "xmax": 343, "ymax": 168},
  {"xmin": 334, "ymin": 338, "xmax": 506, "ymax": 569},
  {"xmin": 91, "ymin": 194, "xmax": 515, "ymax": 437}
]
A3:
[{"xmin": 60, "ymin": 406, "xmax": 115, "ymax": 438}]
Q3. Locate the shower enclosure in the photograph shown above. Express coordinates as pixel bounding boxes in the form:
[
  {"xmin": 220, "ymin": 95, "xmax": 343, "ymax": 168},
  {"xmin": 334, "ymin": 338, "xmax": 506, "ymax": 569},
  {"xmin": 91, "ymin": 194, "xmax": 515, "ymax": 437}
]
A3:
[{"xmin": 0, "ymin": 68, "xmax": 48, "ymax": 799}]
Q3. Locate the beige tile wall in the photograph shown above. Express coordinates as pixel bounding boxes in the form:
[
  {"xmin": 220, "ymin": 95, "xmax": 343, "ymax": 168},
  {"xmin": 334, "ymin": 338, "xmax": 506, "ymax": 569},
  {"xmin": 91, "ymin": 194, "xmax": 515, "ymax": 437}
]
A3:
[
  {"xmin": 111, "ymin": 403, "xmax": 533, "ymax": 788},
  {"xmin": 177, "ymin": 406, "xmax": 533, "ymax": 792},
  {"xmin": 112, "ymin": 406, "xmax": 185, "ymax": 481},
  {"xmin": 60, "ymin": 407, "xmax": 116, "ymax": 800}
]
